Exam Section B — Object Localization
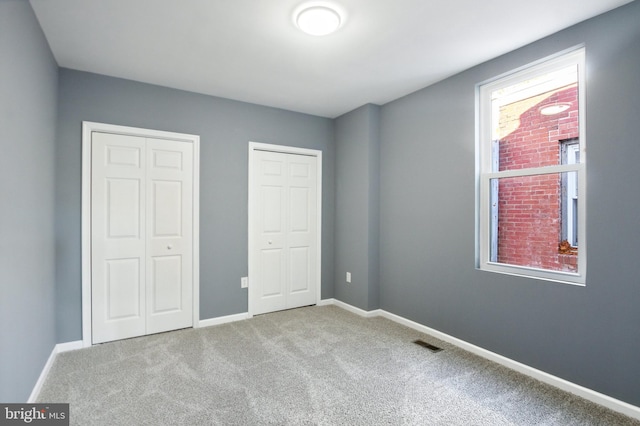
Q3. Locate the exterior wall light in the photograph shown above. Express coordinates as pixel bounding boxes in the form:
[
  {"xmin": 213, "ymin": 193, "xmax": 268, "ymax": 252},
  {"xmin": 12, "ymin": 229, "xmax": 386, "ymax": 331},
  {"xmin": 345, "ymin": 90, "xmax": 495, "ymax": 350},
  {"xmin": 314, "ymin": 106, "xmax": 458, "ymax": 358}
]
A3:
[{"xmin": 540, "ymin": 103, "xmax": 572, "ymax": 115}]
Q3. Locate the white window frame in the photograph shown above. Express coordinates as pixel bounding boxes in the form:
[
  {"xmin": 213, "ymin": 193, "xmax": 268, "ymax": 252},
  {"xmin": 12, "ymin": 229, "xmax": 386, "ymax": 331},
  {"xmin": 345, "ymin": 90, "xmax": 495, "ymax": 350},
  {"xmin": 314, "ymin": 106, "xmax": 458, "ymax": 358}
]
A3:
[{"xmin": 476, "ymin": 47, "xmax": 586, "ymax": 285}]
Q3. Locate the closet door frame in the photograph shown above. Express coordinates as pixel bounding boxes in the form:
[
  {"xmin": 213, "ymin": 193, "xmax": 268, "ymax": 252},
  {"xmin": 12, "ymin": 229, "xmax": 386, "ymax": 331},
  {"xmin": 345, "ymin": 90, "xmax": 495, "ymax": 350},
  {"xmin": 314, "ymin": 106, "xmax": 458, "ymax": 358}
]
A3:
[{"xmin": 81, "ymin": 121, "xmax": 200, "ymax": 347}]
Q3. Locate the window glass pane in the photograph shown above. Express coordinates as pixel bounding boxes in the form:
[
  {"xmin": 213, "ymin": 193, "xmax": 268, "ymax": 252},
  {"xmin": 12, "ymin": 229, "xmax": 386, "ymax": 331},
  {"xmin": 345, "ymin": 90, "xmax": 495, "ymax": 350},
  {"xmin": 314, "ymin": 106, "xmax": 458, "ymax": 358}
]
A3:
[
  {"xmin": 491, "ymin": 65, "xmax": 580, "ymax": 171},
  {"xmin": 489, "ymin": 172, "xmax": 578, "ymax": 272}
]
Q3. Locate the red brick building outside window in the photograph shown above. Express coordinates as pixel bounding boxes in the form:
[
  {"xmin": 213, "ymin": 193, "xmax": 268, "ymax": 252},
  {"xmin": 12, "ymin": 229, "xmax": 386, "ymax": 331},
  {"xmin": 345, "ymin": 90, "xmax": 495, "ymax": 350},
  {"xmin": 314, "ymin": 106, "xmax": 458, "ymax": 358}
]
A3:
[{"xmin": 495, "ymin": 85, "xmax": 579, "ymax": 272}]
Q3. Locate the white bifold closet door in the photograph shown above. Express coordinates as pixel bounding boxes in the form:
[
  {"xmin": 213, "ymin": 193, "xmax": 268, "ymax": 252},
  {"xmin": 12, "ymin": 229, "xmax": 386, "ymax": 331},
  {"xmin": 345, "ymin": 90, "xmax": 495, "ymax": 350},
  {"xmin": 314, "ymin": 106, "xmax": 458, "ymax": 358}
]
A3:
[
  {"xmin": 91, "ymin": 132, "xmax": 193, "ymax": 344},
  {"xmin": 251, "ymin": 150, "xmax": 318, "ymax": 316}
]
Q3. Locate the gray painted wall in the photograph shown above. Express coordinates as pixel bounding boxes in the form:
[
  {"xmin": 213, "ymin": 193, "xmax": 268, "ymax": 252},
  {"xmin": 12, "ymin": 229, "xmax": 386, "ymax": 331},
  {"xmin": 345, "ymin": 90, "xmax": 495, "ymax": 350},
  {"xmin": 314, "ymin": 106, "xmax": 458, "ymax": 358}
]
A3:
[
  {"xmin": 55, "ymin": 69, "xmax": 335, "ymax": 342},
  {"xmin": 334, "ymin": 104, "xmax": 380, "ymax": 310},
  {"xmin": 378, "ymin": 1, "xmax": 640, "ymax": 406},
  {"xmin": 0, "ymin": 1, "xmax": 58, "ymax": 402}
]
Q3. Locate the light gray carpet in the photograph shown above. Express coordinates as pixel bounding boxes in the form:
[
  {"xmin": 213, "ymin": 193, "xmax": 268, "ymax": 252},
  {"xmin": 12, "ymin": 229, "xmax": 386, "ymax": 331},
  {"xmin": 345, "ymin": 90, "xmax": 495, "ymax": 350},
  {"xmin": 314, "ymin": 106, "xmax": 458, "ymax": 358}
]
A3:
[{"xmin": 37, "ymin": 305, "xmax": 639, "ymax": 425}]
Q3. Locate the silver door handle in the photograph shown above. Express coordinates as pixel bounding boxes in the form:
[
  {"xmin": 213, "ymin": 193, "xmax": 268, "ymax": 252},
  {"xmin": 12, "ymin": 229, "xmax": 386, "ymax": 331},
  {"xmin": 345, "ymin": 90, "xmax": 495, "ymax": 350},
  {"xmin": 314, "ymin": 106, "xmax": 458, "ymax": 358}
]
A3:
[
  {"xmin": 167, "ymin": 245, "xmax": 173, "ymax": 250},
  {"xmin": 268, "ymin": 241, "xmax": 273, "ymax": 245}
]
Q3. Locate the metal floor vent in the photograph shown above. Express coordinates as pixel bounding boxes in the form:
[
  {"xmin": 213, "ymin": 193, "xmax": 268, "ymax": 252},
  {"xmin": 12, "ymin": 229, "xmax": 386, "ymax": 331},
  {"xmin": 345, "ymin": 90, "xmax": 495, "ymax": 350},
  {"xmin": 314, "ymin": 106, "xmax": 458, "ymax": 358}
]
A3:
[{"xmin": 413, "ymin": 339, "xmax": 443, "ymax": 353}]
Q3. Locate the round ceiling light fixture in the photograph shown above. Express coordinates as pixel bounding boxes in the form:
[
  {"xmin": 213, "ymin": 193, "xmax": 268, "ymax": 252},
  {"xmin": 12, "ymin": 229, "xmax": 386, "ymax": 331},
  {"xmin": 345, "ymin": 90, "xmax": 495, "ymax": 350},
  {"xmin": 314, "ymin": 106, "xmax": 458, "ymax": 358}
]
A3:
[
  {"xmin": 295, "ymin": 5, "xmax": 342, "ymax": 36},
  {"xmin": 539, "ymin": 102, "xmax": 572, "ymax": 116}
]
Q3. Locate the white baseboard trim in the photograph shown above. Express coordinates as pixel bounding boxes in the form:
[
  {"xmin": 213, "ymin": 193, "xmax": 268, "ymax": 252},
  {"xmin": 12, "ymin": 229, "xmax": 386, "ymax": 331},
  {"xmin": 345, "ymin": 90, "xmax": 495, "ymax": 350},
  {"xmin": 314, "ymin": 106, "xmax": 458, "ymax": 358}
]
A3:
[
  {"xmin": 198, "ymin": 312, "xmax": 249, "ymax": 328},
  {"xmin": 28, "ymin": 340, "xmax": 83, "ymax": 403},
  {"xmin": 323, "ymin": 299, "xmax": 640, "ymax": 421},
  {"xmin": 319, "ymin": 298, "xmax": 380, "ymax": 318},
  {"xmin": 27, "ymin": 347, "xmax": 56, "ymax": 403},
  {"xmin": 56, "ymin": 340, "xmax": 84, "ymax": 353}
]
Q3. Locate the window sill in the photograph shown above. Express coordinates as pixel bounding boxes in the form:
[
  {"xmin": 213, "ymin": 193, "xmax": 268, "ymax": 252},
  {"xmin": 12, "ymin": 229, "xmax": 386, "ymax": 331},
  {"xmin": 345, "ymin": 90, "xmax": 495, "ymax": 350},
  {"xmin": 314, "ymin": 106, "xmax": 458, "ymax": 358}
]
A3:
[{"xmin": 480, "ymin": 262, "xmax": 585, "ymax": 286}]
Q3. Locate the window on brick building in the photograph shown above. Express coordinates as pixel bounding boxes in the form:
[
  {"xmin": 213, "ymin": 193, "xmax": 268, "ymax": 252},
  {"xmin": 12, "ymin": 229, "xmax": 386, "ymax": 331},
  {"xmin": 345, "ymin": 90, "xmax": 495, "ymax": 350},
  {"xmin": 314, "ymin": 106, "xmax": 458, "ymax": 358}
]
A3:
[
  {"xmin": 561, "ymin": 139, "xmax": 579, "ymax": 247},
  {"xmin": 477, "ymin": 48, "xmax": 586, "ymax": 285}
]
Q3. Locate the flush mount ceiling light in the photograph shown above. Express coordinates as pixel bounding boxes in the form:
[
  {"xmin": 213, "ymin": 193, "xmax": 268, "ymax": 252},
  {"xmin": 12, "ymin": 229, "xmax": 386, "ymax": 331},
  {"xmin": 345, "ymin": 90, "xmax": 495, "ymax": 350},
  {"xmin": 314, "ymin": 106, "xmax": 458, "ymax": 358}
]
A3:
[
  {"xmin": 295, "ymin": 5, "xmax": 342, "ymax": 36},
  {"xmin": 540, "ymin": 102, "xmax": 572, "ymax": 116}
]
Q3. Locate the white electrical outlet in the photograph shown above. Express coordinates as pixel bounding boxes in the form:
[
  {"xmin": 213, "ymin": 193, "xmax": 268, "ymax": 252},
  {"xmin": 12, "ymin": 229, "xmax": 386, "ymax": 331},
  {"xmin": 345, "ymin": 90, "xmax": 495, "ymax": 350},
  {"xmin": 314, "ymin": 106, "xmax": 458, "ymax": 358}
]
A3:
[
  {"xmin": 346, "ymin": 272, "xmax": 351, "ymax": 283},
  {"xmin": 241, "ymin": 277, "xmax": 248, "ymax": 288}
]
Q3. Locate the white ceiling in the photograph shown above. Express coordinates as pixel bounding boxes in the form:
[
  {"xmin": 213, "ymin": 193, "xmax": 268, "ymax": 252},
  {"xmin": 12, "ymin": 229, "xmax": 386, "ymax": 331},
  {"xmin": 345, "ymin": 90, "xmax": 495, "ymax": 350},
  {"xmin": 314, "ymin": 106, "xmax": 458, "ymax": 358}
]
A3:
[{"xmin": 30, "ymin": 0, "xmax": 633, "ymax": 118}]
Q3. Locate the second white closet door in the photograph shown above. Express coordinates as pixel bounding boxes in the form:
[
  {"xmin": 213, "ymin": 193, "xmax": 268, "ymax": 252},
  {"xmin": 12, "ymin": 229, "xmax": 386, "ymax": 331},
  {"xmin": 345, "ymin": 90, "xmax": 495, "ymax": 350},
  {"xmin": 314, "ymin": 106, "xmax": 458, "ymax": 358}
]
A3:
[{"xmin": 251, "ymin": 150, "xmax": 318, "ymax": 315}]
